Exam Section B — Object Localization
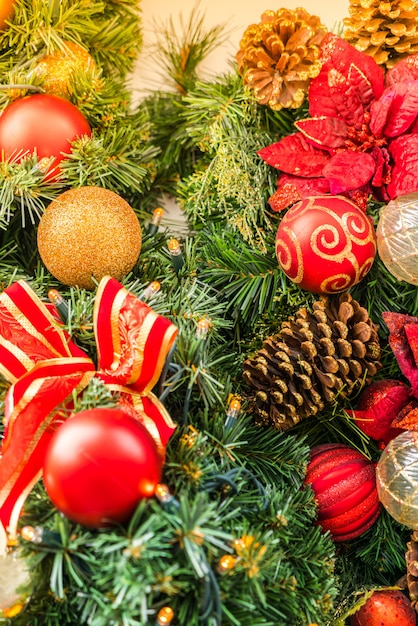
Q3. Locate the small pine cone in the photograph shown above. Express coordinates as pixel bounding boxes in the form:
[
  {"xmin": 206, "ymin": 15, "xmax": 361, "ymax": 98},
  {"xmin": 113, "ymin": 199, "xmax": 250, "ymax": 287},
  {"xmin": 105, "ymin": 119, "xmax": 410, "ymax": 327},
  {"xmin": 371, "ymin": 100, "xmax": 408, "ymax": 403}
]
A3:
[
  {"xmin": 343, "ymin": 0, "xmax": 418, "ymax": 69},
  {"xmin": 242, "ymin": 293, "xmax": 381, "ymax": 431},
  {"xmin": 235, "ymin": 8, "xmax": 327, "ymax": 111},
  {"xmin": 406, "ymin": 531, "xmax": 418, "ymax": 612}
]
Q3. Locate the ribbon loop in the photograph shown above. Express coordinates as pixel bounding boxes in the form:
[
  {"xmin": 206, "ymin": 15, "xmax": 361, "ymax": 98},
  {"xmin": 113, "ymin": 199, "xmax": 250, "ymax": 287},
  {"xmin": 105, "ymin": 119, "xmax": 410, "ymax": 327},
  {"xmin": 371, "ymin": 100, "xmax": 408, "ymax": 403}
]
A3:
[{"xmin": 0, "ymin": 276, "xmax": 178, "ymax": 552}]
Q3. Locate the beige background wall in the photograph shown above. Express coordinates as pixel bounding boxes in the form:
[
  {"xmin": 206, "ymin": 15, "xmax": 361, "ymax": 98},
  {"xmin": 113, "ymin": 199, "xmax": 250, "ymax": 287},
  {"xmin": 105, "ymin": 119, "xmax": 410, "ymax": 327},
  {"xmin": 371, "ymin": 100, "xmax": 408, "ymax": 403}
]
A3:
[
  {"xmin": 130, "ymin": 0, "xmax": 350, "ymax": 220},
  {"xmin": 131, "ymin": 0, "xmax": 350, "ymax": 99}
]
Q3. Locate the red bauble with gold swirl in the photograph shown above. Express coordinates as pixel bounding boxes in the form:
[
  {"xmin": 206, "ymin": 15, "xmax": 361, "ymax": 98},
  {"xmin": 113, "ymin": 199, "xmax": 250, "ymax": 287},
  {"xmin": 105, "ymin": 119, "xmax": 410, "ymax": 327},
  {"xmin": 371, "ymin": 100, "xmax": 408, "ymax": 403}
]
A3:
[{"xmin": 275, "ymin": 195, "xmax": 377, "ymax": 294}]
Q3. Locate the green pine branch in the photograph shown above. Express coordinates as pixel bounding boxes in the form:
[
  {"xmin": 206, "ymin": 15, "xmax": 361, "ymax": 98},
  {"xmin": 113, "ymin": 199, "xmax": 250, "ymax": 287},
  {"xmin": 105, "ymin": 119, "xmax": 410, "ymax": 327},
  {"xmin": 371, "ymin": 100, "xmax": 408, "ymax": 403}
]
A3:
[
  {"xmin": 0, "ymin": 0, "xmax": 142, "ymax": 78},
  {"xmin": 148, "ymin": 2, "xmax": 230, "ymax": 95}
]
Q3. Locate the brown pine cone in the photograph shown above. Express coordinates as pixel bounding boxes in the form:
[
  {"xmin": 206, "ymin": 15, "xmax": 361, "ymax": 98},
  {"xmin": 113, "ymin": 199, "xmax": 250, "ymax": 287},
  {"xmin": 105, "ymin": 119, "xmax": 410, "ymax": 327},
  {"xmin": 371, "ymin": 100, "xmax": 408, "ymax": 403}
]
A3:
[
  {"xmin": 235, "ymin": 8, "xmax": 327, "ymax": 110},
  {"xmin": 243, "ymin": 293, "xmax": 381, "ymax": 430},
  {"xmin": 343, "ymin": 0, "xmax": 418, "ymax": 68},
  {"xmin": 406, "ymin": 530, "xmax": 418, "ymax": 612}
]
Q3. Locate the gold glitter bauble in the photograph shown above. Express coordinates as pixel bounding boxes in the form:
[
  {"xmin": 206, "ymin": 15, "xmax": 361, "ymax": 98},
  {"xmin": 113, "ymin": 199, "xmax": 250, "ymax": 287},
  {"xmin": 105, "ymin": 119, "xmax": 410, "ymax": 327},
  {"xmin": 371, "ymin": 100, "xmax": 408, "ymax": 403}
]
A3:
[
  {"xmin": 37, "ymin": 186, "xmax": 142, "ymax": 289},
  {"xmin": 34, "ymin": 41, "xmax": 96, "ymax": 98}
]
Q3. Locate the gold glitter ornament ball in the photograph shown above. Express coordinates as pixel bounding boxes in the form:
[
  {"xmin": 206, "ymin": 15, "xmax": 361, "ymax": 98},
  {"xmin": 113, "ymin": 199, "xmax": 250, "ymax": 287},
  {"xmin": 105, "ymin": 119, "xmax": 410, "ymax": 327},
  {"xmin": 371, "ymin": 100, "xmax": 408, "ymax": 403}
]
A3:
[
  {"xmin": 37, "ymin": 186, "xmax": 142, "ymax": 289},
  {"xmin": 34, "ymin": 41, "xmax": 97, "ymax": 99}
]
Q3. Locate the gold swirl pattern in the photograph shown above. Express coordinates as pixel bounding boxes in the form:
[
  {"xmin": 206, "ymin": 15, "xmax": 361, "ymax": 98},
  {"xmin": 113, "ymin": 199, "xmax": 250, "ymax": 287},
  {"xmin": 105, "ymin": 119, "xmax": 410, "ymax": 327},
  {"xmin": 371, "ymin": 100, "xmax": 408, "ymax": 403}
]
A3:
[{"xmin": 275, "ymin": 196, "xmax": 377, "ymax": 293}]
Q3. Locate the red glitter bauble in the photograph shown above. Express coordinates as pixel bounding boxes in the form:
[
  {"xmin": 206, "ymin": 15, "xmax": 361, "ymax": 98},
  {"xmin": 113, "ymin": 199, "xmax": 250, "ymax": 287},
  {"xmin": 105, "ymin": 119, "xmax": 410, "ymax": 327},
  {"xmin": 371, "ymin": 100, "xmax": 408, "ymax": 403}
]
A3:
[
  {"xmin": 0, "ymin": 94, "xmax": 91, "ymax": 180},
  {"xmin": 276, "ymin": 195, "xmax": 377, "ymax": 293},
  {"xmin": 43, "ymin": 408, "xmax": 162, "ymax": 528},
  {"xmin": 350, "ymin": 589, "xmax": 416, "ymax": 626},
  {"xmin": 348, "ymin": 379, "xmax": 410, "ymax": 447},
  {"xmin": 305, "ymin": 443, "xmax": 381, "ymax": 542}
]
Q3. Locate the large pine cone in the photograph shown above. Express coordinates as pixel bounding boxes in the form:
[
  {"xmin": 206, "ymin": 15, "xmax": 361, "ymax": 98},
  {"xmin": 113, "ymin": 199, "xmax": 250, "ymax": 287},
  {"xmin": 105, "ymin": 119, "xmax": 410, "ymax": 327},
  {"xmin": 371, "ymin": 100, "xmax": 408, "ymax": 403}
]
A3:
[
  {"xmin": 243, "ymin": 293, "xmax": 381, "ymax": 430},
  {"xmin": 235, "ymin": 8, "xmax": 327, "ymax": 111},
  {"xmin": 343, "ymin": 0, "xmax": 418, "ymax": 68},
  {"xmin": 406, "ymin": 531, "xmax": 418, "ymax": 612}
]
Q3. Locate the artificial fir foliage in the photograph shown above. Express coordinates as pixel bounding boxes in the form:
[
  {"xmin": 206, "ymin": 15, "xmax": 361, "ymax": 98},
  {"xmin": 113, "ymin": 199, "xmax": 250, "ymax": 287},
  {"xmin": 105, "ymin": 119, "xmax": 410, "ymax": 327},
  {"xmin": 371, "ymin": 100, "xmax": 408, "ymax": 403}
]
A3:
[{"xmin": 1, "ymin": 1, "xmax": 418, "ymax": 626}]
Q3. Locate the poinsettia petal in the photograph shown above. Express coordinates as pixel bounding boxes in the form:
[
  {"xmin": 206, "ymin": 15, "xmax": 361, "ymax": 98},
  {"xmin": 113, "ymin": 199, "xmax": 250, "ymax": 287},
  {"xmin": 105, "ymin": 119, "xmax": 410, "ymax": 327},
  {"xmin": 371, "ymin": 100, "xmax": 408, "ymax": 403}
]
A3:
[
  {"xmin": 392, "ymin": 406, "xmax": 418, "ymax": 431},
  {"xmin": 268, "ymin": 179, "xmax": 302, "ymax": 212},
  {"xmin": 370, "ymin": 146, "xmax": 390, "ymax": 187},
  {"xmin": 310, "ymin": 61, "xmax": 382, "ymax": 128},
  {"xmin": 295, "ymin": 117, "xmax": 347, "ymax": 149},
  {"xmin": 308, "ymin": 70, "xmax": 336, "ymax": 118},
  {"xmin": 318, "ymin": 33, "xmax": 385, "ymax": 100},
  {"xmin": 369, "ymin": 89, "xmax": 395, "ymax": 137},
  {"xmin": 382, "ymin": 312, "xmax": 418, "ymax": 395},
  {"xmin": 347, "ymin": 63, "xmax": 378, "ymax": 117},
  {"xmin": 371, "ymin": 83, "xmax": 418, "ymax": 138},
  {"xmin": 386, "ymin": 53, "xmax": 418, "ymax": 87},
  {"xmin": 268, "ymin": 174, "xmax": 330, "ymax": 212},
  {"xmin": 258, "ymin": 133, "xmax": 330, "ymax": 177},
  {"xmin": 387, "ymin": 134, "xmax": 418, "ymax": 198},
  {"xmin": 322, "ymin": 151, "xmax": 375, "ymax": 194},
  {"xmin": 309, "ymin": 67, "xmax": 365, "ymax": 127},
  {"xmin": 405, "ymin": 323, "xmax": 418, "ymax": 367}
]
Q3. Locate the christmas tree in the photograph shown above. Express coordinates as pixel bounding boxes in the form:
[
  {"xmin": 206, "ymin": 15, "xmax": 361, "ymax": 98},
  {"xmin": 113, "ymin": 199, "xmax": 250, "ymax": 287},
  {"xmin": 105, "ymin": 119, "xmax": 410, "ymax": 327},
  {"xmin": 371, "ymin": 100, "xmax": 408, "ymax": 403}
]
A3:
[{"xmin": 1, "ymin": 1, "xmax": 418, "ymax": 625}]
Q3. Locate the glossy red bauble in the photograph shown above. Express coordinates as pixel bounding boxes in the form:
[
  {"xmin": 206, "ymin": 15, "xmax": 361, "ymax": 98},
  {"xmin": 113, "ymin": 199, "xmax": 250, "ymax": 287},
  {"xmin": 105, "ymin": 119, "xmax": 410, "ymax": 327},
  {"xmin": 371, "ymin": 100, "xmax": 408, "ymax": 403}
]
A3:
[
  {"xmin": 0, "ymin": 94, "xmax": 91, "ymax": 179},
  {"xmin": 350, "ymin": 589, "xmax": 416, "ymax": 626},
  {"xmin": 43, "ymin": 408, "xmax": 162, "ymax": 527},
  {"xmin": 305, "ymin": 443, "xmax": 381, "ymax": 542},
  {"xmin": 276, "ymin": 195, "xmax": 376, "ymax": 293}
]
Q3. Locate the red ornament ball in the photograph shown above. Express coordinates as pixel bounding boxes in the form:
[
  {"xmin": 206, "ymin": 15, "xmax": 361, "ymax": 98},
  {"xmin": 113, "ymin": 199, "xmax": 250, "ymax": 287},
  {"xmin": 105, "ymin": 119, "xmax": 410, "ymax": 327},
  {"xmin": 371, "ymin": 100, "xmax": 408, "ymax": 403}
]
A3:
[
  {"xmin": 43, "ymin": 407, "xmax": 162, "ymax": 527},
  {"xmin": 350, "ymin": 589, "xmax": 416, "ymax": 626},
  {"xmin": 0, "ymin": 94, "xmax": 91, "ymax": 180},
  {"xmin": 305, "ymin": 443, "xmax": 381, "ymax": 542},
  {"xmin": 276, "ymin": 195, "xmax": 377, "ymax": 293}
]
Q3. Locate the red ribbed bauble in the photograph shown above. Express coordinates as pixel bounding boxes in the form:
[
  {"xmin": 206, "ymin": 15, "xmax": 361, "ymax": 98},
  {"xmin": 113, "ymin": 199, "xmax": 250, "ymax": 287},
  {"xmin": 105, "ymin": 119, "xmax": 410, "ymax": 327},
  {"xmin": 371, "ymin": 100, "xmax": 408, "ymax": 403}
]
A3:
[
  {"xmin": 305, "ymin": 443, "xmax": 381, "ymax": 542},
  {"xmin": 43, "ymin": 408, "xmax": 162, "ymax": 528},
  {"xmin": 276, "ymin": 195, "xmax": 376, "ymax": 293},
  {"xmin": 350, "ymin": 589, "xmax": 416, "ymax": 626},
  {"xmin": 0, "ymin": 94, "xmax": 91, "ymax": 179}
]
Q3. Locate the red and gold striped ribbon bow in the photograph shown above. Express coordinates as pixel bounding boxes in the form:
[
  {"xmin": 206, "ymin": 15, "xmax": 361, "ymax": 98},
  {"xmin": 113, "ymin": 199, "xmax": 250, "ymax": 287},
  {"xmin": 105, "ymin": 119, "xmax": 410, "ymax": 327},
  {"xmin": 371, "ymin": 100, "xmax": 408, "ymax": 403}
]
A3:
[{"xmin": 0, "ymin": 276, "xmax": 178, "ymax": 553}]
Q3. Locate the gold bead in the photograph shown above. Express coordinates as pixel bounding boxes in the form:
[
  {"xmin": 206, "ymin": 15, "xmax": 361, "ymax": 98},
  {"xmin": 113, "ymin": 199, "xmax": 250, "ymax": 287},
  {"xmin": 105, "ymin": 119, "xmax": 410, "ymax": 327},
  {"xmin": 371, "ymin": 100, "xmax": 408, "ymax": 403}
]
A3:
[
  {"xmin": 156, "ymin": 606, "xmax": 174, "ymax": 625},
  {"xmin": 217, "ymin": 554, "xmax": 238, "ymax": 573}
]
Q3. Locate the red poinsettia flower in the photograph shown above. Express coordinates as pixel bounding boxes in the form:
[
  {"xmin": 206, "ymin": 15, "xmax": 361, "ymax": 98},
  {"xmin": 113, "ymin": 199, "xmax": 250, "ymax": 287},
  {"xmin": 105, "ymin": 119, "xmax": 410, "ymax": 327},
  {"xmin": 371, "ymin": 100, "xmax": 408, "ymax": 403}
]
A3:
[{"xmin": 259, "ymin": 33, "xmax": 418, "ymax": 212}]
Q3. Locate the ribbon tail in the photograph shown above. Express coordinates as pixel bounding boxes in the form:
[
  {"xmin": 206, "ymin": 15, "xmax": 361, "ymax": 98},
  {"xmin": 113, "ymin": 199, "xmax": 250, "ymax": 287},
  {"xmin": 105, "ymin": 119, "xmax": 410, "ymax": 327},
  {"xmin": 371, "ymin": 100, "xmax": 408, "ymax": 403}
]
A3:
[{"xmin": 0, "ymin": 360, "xmax": 95, "ymax": 551}]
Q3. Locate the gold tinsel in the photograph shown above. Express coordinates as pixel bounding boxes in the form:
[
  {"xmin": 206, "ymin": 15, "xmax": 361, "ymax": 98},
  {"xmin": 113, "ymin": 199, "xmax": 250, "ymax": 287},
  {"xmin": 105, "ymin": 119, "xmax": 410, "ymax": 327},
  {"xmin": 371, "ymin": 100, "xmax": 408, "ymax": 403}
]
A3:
[
  {"xmin": 343, "ymin": 0, "xmax": 418, "ymax": 69},
  {"xmin": 235, "ymin": 8, "xmax": 327, "ymax": 111}
]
